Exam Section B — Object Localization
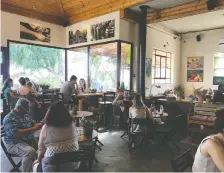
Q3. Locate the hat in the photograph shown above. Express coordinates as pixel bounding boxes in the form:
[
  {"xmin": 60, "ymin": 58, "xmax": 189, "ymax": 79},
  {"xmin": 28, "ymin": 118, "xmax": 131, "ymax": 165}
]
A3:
[{"xmin": 15, "ymin": 98, "xmax": 30, "ymax": 112}]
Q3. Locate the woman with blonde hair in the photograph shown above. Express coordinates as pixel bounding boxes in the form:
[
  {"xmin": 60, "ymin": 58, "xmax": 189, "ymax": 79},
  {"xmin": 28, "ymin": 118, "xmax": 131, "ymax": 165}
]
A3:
[{"xmin": 192, "ymin": 108, "xmax": 224, "ymax": 172}]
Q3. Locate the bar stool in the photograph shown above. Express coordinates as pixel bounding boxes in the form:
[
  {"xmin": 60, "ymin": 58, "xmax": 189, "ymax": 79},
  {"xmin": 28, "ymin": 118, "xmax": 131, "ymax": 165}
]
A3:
[{"xmin": 98, "ymin": 92, "xmax": 115, "ymax": 130}]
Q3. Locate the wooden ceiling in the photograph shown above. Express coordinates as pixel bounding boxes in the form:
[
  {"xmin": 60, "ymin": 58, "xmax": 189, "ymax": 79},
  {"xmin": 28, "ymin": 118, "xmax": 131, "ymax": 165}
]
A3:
[{"xmin": 1, "ymin": 0, "xmax": 148, "ymax": 26}]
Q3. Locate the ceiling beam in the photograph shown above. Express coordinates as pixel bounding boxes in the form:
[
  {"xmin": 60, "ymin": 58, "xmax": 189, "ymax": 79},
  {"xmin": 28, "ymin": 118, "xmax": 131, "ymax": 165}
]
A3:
[
  {"xmin": 147, "ymin": 0, "xmax": 224, "ymax": 24},
  {"xmin": 120, "ymin": 9, "xmax": 142, "ymax": 23},
  {"xmin": 68, "ymin": 0, "xmax": 148, "ymax": 24},
  {"xmin": 1, "ymin": 2, "xmax": 65, "ymax": 26}
]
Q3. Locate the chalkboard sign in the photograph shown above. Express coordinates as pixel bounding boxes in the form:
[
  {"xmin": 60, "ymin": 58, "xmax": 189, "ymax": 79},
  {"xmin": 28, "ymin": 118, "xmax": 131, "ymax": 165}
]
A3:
[{"xmin": 213, "ymin": 76, "xmax": 224, "ymax": 85}]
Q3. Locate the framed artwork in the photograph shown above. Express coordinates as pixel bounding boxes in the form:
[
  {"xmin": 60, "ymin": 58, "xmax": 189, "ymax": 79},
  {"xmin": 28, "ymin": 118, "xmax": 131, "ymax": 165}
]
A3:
[
  {"xmin": 187, "ymin": 70, "xmax": 203, "ymax": 82},
  {"xmin": 20, "ymin": 22, "xmax": 50, "ymax": 42},
  {"xmin": 90, "ymin": 19, "xmax": 115, "ymax": 41},
  {"xmin": 145, "ymin": 58, "xmax": 152, "ymax": 77},
  {"xmin": 69, "ymin": 29, "xmax": 87, "ymax": 45},
  {"xmin": 187, "ymin": 56, "xmax": 204, "ymax": 70}
]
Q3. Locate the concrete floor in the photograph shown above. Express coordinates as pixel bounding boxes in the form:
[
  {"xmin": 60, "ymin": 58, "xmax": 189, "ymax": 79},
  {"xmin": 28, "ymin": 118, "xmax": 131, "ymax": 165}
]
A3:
[{"xmin": 1, "ymin": 130, "xmax": 191, "ymax": 172}]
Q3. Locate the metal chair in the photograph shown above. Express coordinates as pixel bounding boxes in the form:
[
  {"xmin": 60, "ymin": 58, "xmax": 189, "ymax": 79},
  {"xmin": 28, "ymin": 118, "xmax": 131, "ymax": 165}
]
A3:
[
  {"xmin": 1, "ymin": 126, "xmax": 22, "ymax": 172},
  {"xmin": 171, "ymin": 148, "xmax": 194, "ymax": 172}
]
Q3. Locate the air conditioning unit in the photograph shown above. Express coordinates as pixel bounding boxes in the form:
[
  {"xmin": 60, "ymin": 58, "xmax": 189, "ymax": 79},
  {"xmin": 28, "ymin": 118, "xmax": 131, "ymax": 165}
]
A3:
[{"xmin": 219, "ymin": 39, "xmax": 224, "ymax": 47}]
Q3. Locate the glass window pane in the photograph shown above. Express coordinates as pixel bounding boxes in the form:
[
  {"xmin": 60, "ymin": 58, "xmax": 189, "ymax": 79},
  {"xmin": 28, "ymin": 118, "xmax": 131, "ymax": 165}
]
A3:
[
  {"xmin": 152, "ymin": 55, "xmax": 155, "ymax": 67},
  {"xmin": 155, "ymin": 68, "xmax": 160, "ymax": 78},
  {"xmin": 166, "ymin": 58, "xmax": 171, "ymax": 68},
  {"xmin": 152, "ymin": 67, "xmax": 155, "ymax": 78},
  {"xmin": 155, "ymin": 56, "xmax": 160, "ymax": 67},
  {"xmin": 89, "ymin": 43, "xmax": 117, "ymax": 91},
  {"xmin": 166, "ymin": 69, "xmax": 171, "ymax": 78},
  {"xmin": 9, "ymin": 43, "xmax": 65, "ymax": 89},
  {"xmin": 67, "ymin": 47, "xmax": 88, "ymax": 86},
  {"xmin": 155, "ymin": 50, "xmax": 166, "ymax": 56},
  {"xmin": 161, "ymin": 68, "xmax": 166, "ymax": 78},
  {"xmin": 214, "ymin": 69, "xmax": 224, "ymax": 76},
  {"xmin": 166, "ymin": 79, "xmax": 171, "ymax": 83},
  {"xmin": 121, "ymin": 43, "xmax": 131, "ymax": 90},
  {"xmin": 161, "ymin": 58, "xmax": 166, "ymax": 68}
]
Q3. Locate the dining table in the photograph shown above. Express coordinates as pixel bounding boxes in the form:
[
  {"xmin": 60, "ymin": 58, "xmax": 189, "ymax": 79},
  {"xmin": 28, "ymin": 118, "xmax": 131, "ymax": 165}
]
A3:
[{"xmin": 70, "ymin": 110, "xmax": 93, "ymax": 119}]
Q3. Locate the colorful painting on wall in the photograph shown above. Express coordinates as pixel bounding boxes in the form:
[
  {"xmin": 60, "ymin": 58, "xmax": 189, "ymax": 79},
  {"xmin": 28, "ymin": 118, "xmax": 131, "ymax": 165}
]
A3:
[
  {"xmin": 20, "ymin": 22, "xmax": 50, "ymax": 42},
  {"xmin": 187, "ymin": 70, "xmax": 203, "ymax": 82},
  {"xmin": 187, "ymin": 56, "xmax": 204, "ymax": 70},
  {"xmin": 69, "ymin": 29, "xmax": 87, "ymax": 45},
  {"xmin": 90, "ymin": 19, "xmax": 115, "ymax": 41}
]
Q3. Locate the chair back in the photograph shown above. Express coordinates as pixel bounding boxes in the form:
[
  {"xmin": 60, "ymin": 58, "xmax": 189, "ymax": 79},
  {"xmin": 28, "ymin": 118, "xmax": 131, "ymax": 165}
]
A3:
[
  {"xmin": 129, "ymin": 118, "xmax": 149, "ymax": 133},
  {"xmin": 103, "ymin": 92, "xmax": 115, "ymax": 102},
  {"xmin": 54, "ymin": 137, "xmax": 97, "ymax": 171},
  {"xmin": 171, "ymin": 114, "xmax": 185, "ymax": 134},
  {"xmin": 171, "ymin": 148, "xmax": 193, "ymax": 172},
  {"xmin": 56, "ymin": 92, "xmax": 65, "ymax": 102},
  {"xmin": 41, "ymin": 89, "xmax": 55, "ymax": 104}
]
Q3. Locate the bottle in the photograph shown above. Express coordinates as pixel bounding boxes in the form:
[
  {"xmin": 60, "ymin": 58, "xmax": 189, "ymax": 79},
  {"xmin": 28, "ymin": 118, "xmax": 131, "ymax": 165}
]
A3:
[{"xmin": 160, "ymin": 105, "xmax": 164, "ymax": 114}]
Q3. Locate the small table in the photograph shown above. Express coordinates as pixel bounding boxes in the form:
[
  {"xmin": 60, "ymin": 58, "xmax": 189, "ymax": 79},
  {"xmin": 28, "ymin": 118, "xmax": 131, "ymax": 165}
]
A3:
[{"xmin": 70, "ymin": 111, "xmax": 93, "ymax": 119}]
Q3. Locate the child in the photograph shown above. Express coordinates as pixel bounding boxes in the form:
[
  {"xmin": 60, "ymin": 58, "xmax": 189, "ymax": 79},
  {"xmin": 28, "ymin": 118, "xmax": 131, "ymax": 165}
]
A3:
[{"xmin": 27, "ymin": 81, "xmax": 37, "ymax": 96}]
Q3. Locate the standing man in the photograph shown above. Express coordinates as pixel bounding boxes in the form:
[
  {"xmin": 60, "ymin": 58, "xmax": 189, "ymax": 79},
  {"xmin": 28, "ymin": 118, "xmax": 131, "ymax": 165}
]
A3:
[
  {"xmin": 60, "ymin": 75, "xmax": 78, "ymax": 103},
  {"xmin": 3, "ymin": 98, "xmax": 42, "ymax": 172}
]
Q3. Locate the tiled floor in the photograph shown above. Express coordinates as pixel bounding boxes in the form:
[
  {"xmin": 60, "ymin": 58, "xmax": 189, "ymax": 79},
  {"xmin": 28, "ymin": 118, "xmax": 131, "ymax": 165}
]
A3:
[{"xmin": 1, "ymin": 130, "xmax": 191, "ymax": 172}]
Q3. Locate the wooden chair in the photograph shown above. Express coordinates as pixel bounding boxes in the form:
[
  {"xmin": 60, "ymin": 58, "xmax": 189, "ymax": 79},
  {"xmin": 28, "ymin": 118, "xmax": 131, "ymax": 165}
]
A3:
[
  {"xmin": 171, "ymin": 148, "xmax": 194, "ymax": 172},
  {"xmin": 1, "ymin": 126, "xmax": 22, "ymax": 172},
  {"xmin": 54, "ymin": 138, "xmax": 97, "ymax": 172}
]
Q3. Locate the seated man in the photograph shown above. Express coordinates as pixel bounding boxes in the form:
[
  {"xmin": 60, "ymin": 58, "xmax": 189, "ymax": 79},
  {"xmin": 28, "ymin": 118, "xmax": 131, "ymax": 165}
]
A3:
[
  {"xmin": 3, "ymin": 98, "xmax": 42, "ymax": 172},
  {"xmin": 60, "ymin": 75, "xmax": 78, "ymax": 103},
  {"xmin": 213, "ymin": 84, "xmax": 224, "ymax": 103},
  {"xmin": 112, "ymin": 90, "xmax": 132, "ymax": 127}
]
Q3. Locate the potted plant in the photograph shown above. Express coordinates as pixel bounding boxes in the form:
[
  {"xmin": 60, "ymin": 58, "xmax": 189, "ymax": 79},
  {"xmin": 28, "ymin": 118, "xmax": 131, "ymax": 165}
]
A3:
[
  {"xmin": 174, "ymin": 85, "xmax": 184, "ymax": 101},
  {"xmin": 79, "ymin": 117, "xmax": 96, "ymax": 137},
  {"xmin": 120, "ymin": 82, "xmax": 125, "ymax": 92},
  {"xmin": 39, "ymin": 82, "xmax": 50, "ymax": 90},
  {"xmin": 193, "ymin": 86, "xmax": 206, "ymax": 103}
]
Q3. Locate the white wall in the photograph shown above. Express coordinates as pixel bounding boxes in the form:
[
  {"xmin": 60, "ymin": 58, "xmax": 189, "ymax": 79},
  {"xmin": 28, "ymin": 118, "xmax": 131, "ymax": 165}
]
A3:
[
  {"xmin": 66, "ymin": 11, "xmax": 120, "ymax": 48},
  {"xmin": 1, "ymin": 11, "xmax": 66, "ymax": 47},
  {"xmin": 120, "ymin": 19, "xmax": 139, "ymax": 91},
  {"xmin": 145, "ymin": 25, "xmax": 181, "ymax": 96},
  {"xmin": 181, "ymin": 28, "xmax": 224, "ymax": 96}
]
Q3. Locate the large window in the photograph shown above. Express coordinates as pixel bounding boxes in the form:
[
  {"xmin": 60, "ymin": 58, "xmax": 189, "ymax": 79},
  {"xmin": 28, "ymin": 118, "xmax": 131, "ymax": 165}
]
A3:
[
  {"xmin": 89, "ymin": 43, "xmax": 118, "ymax": 91},
  {"xmin": 67, "ymin": 47, "xmax": 88, "ymax": 83},
  {"xmin": 120, "ymin": 43, "xmax": 131, "ymax": 90},
  {"xmin": 9, "ymin": 42, "xmax": 65, "ymax": 88},
  {"xmin": 152, "ymin": 49, "xmax": 171, "ymax": 84},
  {"xmin": 213, "ymin": 53, "xmax": 224, "ymax": 85}
]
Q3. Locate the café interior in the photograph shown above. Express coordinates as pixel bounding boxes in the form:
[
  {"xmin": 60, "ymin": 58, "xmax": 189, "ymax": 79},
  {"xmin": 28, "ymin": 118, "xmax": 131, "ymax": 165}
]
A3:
[{"xmin": 1, "ymin": 0, "xmax": 224, "ymax": 172}]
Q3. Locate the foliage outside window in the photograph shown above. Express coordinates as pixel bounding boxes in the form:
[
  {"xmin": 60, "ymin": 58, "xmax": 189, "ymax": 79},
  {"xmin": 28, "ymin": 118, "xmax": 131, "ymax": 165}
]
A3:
[
  {"xmin": 9, "ymin": 43, "xmax": 65, "ymax": 89},
  {"xmin": 152, "ymin": 49, "xmax": 171, "ymax": 84},
  {"xmin": 89, "ymin": 43, "xmax": 117, "ymax": 91},
  {"xmin": 120, "ymin": 43, "xmax": 131, "ymax": 90},
  {"xmin": 67, "ymin": 47, "xmax": 88, "ymax": 84}
]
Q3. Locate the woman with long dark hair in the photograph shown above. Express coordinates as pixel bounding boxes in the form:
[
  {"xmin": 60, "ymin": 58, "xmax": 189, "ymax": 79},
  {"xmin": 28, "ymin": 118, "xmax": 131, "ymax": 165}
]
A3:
[
  {"xmin": 192, "ymin": 108, "xmax": 224, "ymax": 172},
  {"xmin": 2, "ymin": 78, "xmax": 19, "ymax": 106},
  {"xmin": 33, "ymin": 101, "xmax": 80, "ymax": 172}
]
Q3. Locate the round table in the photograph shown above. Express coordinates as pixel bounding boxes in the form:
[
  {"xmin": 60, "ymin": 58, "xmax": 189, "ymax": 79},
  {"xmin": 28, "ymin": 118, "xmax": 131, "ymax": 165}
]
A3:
[
  {"xmin": 70, "ymin": 111, "xmax": 93, "ymax": 119},
  {"xmin": 98, "ymin": 101, "xmax": 113, "ymax": 104}
]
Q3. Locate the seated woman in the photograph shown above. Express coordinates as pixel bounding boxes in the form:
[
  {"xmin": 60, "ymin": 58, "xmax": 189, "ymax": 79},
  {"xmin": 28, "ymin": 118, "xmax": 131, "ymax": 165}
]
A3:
[
  {"xmin": 17, "ymin": 77, "xmax": 41, "ymax": 121},
  {"xmin": 2, "ymin": 78, "xmax": 19, "ymax": 108},
  {"xmin": 129, "ymin": 93, "xmax": 153, "ymax": 132},
  {"xmin": 192, "ymin": 108, "xmax": 224, "ymax": 172},
  {"xmin": 78, "ymin": 78, "xmax": 87, "ymax": 93},
  {"xmin": 33, "ymin": 101, "xmax": 80, "ymax": 172}
]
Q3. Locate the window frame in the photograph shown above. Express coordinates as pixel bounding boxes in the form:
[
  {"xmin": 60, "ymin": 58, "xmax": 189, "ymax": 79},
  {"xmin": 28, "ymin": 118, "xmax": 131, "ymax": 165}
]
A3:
[
  {"xmin": 152, "ymin": 49, "xmax": 172, "ymax": 84},
  {"xmin": 7, "ymin": 40, "xmax": 133, "ymax": 90},
  {"xmin": 213, "ymin": 52, "xmax": 224, "ymax": 85}
]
